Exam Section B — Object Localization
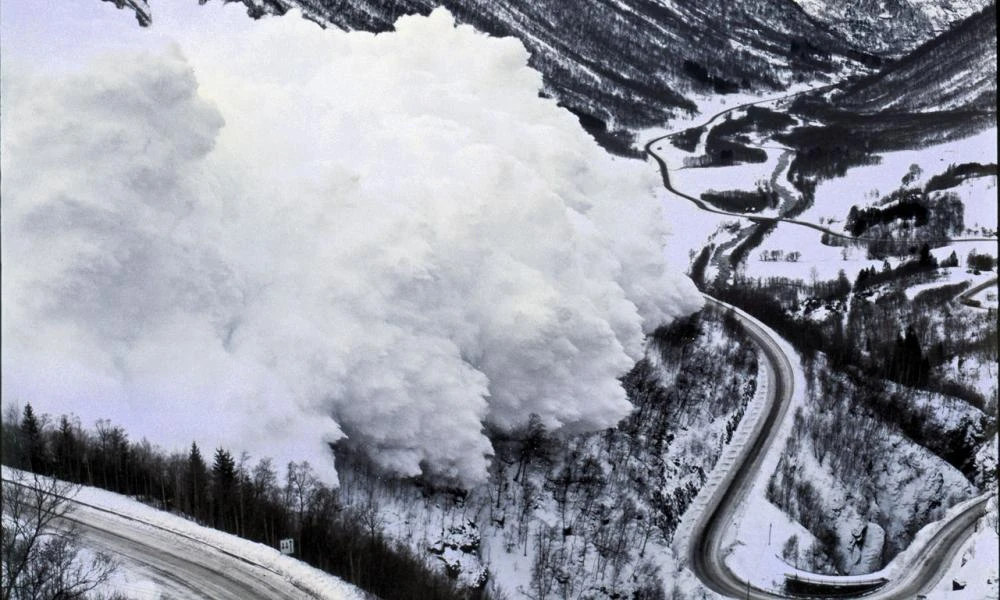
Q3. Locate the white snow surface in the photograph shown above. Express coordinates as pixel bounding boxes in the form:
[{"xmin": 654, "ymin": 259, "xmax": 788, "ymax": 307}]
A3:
[
  {"xmin": 795, "ymin": 128, "xmax": 997, "ymax": 233},
  {"xmin": 923, "ymin": 508, "xmax": 999, "ymax": 599},
  {"xmin": 948, "ymin": 174, "xmax": 999, "ymax": 237},
  {"xmin": 0, "ymin": 1, "xmax": 702, "ymax": 486},
  {"xmin": 2, "ymin": 467, "xmax": 364, "ymax": 600},
  {"xmin": 671, "ymin": 152, "xmax": 785, "ymax": 215}
]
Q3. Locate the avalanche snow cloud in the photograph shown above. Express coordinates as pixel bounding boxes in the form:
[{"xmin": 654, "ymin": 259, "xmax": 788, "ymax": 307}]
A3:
[{"xmin": 0, "ymin": 3, "xmax": 702, "ymax": 485}]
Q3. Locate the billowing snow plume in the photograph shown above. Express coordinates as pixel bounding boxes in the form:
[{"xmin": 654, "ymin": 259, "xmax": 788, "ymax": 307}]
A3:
[{"xmin": 1, "ymin": 3, "xmax": 702, "ymax": 485}]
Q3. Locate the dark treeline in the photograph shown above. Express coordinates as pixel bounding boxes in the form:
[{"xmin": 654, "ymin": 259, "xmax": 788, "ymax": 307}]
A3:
[
  {"xmin": 686, "ymin": 140, "xmax": 766, "ymax": 168},
  {"xmin": 887, "ymin": 326, "xmax": 930, "ymax": 387},
  {"xmin": 568, "ymin": 107, "xmax": 644, "ymax": 159},
  {"xmin": 778, "ymin": 105, "xmax": 994, "ymax": 183},
  {"xmin": 684, "ymin": 109, "xmax": 789, "ymax": 168},
  {"xmin": 912, "ymin": 280, "xmax": 970, "ymax": 305},
  {"xmin": 682, "ymin": 59, "xmax": 742, "ymax": 95},
  {"xmin": 925, "ymin": 162, "xmax": 999, "ymax": 193},
  {"xmin": 967, "ymin": 249, "xmax": 997, "ymax": 272},
  {"xmin": 702, "ymin": 114, "xmax": 769, "ymax": 166},
  {"xmin": 701, "ymin": 184, "xmax": 779, "ymax": 213},
  {"xmin": 689, "ymin": 244, "xmax": 713, "ymax": 289},
  {"xmin": 742, "ymin": 105, "xmax": 796, "ymax": 131},
  {"xmin": 846, "ymin": 195, "xmax": 928, "ymax": 236},
  {"xmin": 854, "ymin": 245, "xmax": 940, "ymax": 290},
  {"xmin": 778, "ymin": 123, "xmax": 882, "ymax": 182},
  {"xmin": 729, "ymin": 220, "xmax": 779, "ymax": 269},
  {"xmin": 1, "ymin": 407, "xmax": 487, "ymax": 600},
  {"xmin": 715, "ymin": 105, "xmax": 797, "ymax": 140},
  {"xmin": 687, "ymin": 107, "xmax": 803, "ymax": 167},
  {"xmin": 840, "ymin": 182, "xmax": 965, "ymax": 257},
  {"xmin": 712, "ymin": 279, "xmax": 830, "ymax": 358},
  {"xmin": 670, "ymin": 125, "xmax": 704, "ymax": 152}
]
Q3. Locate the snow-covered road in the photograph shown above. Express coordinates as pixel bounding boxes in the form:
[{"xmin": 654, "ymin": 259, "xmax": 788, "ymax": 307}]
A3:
[
  {"xmin": 2, "ymin": 468, "xmax": 365, "ymax": 600},
  {"xmin": 65, "ymin": 505, "xmax": 317, "ymax": 600},
  {"xmin": 679, "ymin": 297, "xmax": 993, "ymax": 599},
  {"xmin": 682, "ymin": 295, "xmax": 802, "ymax": 599}
]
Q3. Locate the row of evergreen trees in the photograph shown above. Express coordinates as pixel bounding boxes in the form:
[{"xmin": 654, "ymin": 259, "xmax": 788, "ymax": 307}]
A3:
[{"xmin": 1, "ymin": 404, "xmax": 486, "ymax": 600}]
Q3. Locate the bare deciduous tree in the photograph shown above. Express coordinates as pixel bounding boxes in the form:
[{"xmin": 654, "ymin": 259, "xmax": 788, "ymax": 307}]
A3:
[{"xmin": 2, "ymin": 470, "xmax": 118, "ymax": 600}]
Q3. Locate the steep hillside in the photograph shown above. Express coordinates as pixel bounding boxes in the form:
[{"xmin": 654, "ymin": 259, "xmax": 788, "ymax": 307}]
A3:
[
  {"xmin": 793, "ymin": 0, "xmax": 990, "ymax": 57},
  {"xmin": 833, "ymin": 3, "xmax": 997, "ymax": 113},
  {"xmin": 769, "ymin": 6, "xmax": 997, "ymax": 184},
  {"xmin": 335, "ymin": 306, "xmax": 762, "ymax": 597},
  {"xmin": 107, "ymin": 0, "xmax": 879, "ymax": 141}
]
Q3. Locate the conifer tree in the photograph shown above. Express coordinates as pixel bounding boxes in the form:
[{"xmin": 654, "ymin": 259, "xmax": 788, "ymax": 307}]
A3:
[
  {"xmin": 186, "ymin": 442, "xmax": 208, "ymax": 521},
  {"xmin": 212, "ymin": 448, "xmax": 237, "ymax": 532},
  {"xmin": 20, "ymin": 404, "xmax": 46, "ymax": 473}
]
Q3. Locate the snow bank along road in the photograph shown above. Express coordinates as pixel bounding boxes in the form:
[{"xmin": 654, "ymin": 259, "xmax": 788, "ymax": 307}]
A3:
[
  {"xmin": 685, "ymin": 295, "xmax": 797, "ymax": 600},
  {"xmin": 2, "ymin": 473, "xmax": 358, "ymax": 600}
]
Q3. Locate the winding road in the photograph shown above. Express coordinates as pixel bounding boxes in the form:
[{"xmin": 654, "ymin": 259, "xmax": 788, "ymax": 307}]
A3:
[
  {"xmin": 688, "ymin": 296, "xmax": 797, "ymax": 599},
  {"xmin": 652, "ymin": 92, "xmax": 996, "ymax": 598},
  {"xmin": 687, "ymin": 297, "xmax": 992, "ymax": 599}
]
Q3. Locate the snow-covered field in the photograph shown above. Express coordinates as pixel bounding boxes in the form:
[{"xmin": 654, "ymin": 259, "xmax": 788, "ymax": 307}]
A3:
[
  {"xmin": 795, "ymin": 128, "xmax": 997, "ymax": 231},
  {"xmin": 653, "ymin": 94, "xmax": 997, "ymax": 289},
  {"xmin": 743, "ymin": 220, "xmax": 880, "ymax": 281},
  {"xmin": 669, "ymin": 150, "xmax": 786, "ymax": 208},
  {"xmin": 751, "ymin": 127, "xmax": 998, "ymax": 284}
]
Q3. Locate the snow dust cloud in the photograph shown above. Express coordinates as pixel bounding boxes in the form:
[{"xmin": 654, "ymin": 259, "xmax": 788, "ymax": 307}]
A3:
[{"xmin": 1, "ymin": 2, "xmax": 702, "ymax": 485}]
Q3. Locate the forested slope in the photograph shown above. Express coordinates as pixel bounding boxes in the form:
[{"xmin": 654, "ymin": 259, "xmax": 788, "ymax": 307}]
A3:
[{"xmin": 105, "ymin": 0, "xmax": 882, "ymax": 142}]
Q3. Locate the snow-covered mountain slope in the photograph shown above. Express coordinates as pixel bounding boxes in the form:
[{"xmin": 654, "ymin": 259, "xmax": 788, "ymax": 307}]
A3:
[
  {"xmin": 834, "ymin": 4, "xmax": 997, "ymax": 114},
  {"xmin": 792, "ymin": 0, "xmax": 990, "ymax": 57},
  {"xmin": 111, "ymin": 0, "xmax": 879, "ymax": 139}
]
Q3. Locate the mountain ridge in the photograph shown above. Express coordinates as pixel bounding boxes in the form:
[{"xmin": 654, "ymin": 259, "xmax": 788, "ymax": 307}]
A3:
[
  {"xmin": 792, "ymin": 0, "xmax": 991, "ymax": 57},
  {"xmin": 106, "ymin": 0, "xmax": 884, "ymax": 138},
  {"xmin": 833, "ymin": 3, "xmax": 997, "ymax": 114}
]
